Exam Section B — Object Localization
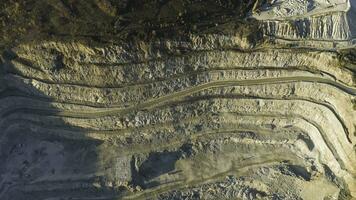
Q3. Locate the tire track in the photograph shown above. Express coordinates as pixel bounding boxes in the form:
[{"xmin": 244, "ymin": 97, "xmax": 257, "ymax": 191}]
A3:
[
  {"xmin": 0, "ymin": 104, "xmax": 349, "ymax": 176},
  {"xmin": 2, "ymin": 76, "xmax": 355, "ymax": 119}
]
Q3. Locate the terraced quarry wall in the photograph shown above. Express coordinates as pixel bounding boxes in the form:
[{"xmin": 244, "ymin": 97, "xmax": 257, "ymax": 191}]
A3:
[{"xmin": 0, "ymin": 0, "xmax": 355, "ymax": 200}]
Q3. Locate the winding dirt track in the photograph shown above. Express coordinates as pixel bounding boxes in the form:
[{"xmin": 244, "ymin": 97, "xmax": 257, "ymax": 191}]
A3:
[{"xmin": 1, "ymin": 22, "xmax": 356, "ymax": 200}]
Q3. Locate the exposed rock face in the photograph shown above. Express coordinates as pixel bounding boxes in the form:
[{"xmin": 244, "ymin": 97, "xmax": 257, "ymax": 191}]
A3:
[{"xmin": 0, "ymin": 0, "xmax": 355, "ymax": 200}]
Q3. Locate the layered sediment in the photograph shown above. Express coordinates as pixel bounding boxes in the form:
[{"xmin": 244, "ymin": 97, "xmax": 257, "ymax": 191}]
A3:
[{"xmin": 0, "ymin": 0, "xmax": 355, "ymax": 199}]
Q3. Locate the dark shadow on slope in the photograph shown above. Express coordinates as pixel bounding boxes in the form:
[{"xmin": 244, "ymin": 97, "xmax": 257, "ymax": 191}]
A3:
[
  {"xmin": 347, "ymin": 0, "xmax": 356, "ymax": 39},
  {"xmin": 130, "ymin": 143, "xmax": 194, "ymax": 189},
  {"xmin": 0, "ymin": 49, "xmax": 115, "ymax": 200},
  {"xmin": 139, "ymin": 151, "xmax": 181, "ymax": 179}
]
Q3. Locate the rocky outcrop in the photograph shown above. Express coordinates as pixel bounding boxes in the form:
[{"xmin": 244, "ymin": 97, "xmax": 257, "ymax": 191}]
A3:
[{"xmin": 256, "ymin": 0, "xmax": 356, "ymax": 49}]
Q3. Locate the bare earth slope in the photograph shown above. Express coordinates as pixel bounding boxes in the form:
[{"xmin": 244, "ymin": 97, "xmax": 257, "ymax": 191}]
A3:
[{"xmin": 0, "ymin": 0, "xmax": 355, "ymax": 199}]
